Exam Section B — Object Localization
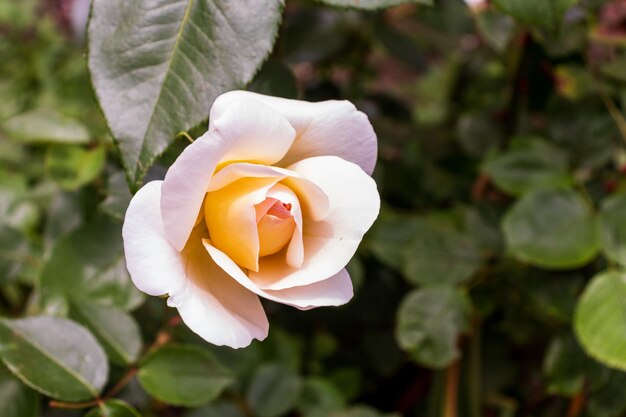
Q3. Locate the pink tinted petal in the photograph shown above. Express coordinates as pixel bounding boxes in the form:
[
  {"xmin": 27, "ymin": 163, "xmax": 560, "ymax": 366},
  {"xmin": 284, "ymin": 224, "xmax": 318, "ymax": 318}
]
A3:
[
  {"xmin": 122, "ymin": 181, "xmax": 186, "ymax": 296},
  {"xmin": 210, "ymin": 91, "xmax": 378, "ymax": 174},
  {"xmin": 169, "ymin": 223, "xmax": 268, "ymax": 349},
  {"xmin": 264, "ymin": 268, "xmax": 353, "ymax": 311},
  {"xmin": 161, "ymin": 98, "xmax": 296, "ymax": 251},
  {"xmin": 250, "ymin": 156, "xmax": 380, "ymax": 291},
  {"xmin": 265, "ymin": 184, "xmax": 304, "ymax": 268},
  {"xmin": 203, "ymin": 240, "xmax": 350, "ymax": 309}
]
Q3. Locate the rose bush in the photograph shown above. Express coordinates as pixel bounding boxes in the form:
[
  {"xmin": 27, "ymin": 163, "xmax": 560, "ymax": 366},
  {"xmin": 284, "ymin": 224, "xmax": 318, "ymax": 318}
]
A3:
[{"xmin": 122, "ymin": 91, "xmax": 380, "ymax": 348}]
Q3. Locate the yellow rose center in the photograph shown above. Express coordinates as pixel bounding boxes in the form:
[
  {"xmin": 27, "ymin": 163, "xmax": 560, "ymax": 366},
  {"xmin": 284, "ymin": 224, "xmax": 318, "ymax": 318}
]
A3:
[{"xmin": 254, "ymin": 198, "xmax": 296, "ymax": 257}]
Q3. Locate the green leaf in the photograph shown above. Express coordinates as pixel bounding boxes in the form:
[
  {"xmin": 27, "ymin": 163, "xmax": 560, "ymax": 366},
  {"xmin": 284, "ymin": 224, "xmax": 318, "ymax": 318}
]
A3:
[
  {"xmin": 70, "ymin": 300, "xmax": 143, "ymax": 366},
  {"xmin": 599, "ymin": 193, "xmax": 626, "ymax": 267},
  {"xmin": 85, "ymin": 400, "xmax": 142, "ymax": 417},
  {"xmin": 0, "ymin": 316, "xmax": 108, "ymax": 402},
  {"xmin": 575, "ymin": 271, "xmax": 626, "ymax": 371},
  {"xmin": 0, "ymin": 364, "xmax": 39, "ymax": 417},
  {"xmin": 45, "ymin": 145, "xmax": 106, "ymax": 190},
  {"xmin": 246, "ymin": 364, "xmax": 302, "ymax": 417},
  {"xmin": 40, "ymin": 219, "xmax": 144, "ymax": 313},
  {"xmin": 88, "ymin": 0, "xmax": 283, "ymax": 186},
  {"xmin": 371, "ymin": 216, "xmax": 482, "ymax": 286},
  {"xmin": 138, "ymin": 344, "xmax": 233, "ymax": 407},
  {"xmin": 586, "ymin": 371, "xmax": 626, "ymax": 417},
  {"xmin": 503, "ymin": 189, "xmax": 599, "ymax": 269},
  {"xmin": 1, "ymin": 108, "xmax": 90, "ymax": 145},
  {"xmin": 396, "ymin": 287, "xmax": 471, "ymax": 369},
  {"xmin": 491, "ymin": 0, "xmax": 575, "ymax": 31},
  {"xmin": 298, "ymin": 377, "xmax": 346, "ymax": 417},
  {"xmin": 317, "ymin": 0, "xmax": 431, "ymax": 9},
  {"xmin": 543, "ymin": 333, "xmax": 609, "ymax": 397},
  {"xmin": 482, "ymin": 138, "xmax": 571, "ymax": 196}
]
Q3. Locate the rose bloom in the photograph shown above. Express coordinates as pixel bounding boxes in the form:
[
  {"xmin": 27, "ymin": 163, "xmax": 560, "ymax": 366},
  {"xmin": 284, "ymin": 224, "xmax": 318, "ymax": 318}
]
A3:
[{"xmin": 123, "ymin": 91, "xmax": 380, "ymax": 348}]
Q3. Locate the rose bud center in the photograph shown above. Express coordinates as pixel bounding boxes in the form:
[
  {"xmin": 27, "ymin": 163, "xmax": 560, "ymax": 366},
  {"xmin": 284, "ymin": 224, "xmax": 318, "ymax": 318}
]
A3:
[{"xmin": 254, "ymin": 197, "xmax": 296, "ymax": 257}]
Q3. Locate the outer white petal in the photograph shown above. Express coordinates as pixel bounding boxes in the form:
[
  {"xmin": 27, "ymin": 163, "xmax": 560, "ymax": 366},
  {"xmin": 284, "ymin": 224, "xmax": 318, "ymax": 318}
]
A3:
[
  {"xmin": 122, "ymin": 181, "xmax": 268, "ymax": 348},
  {"xmin": 264, "ymin": 268, "xmax": 353, "ymax": 311},
  {"xmin": 203, "ymin": 241, "xmax": 352, "ymax": 310},
  {"xmin": 161, "ymin": 97, "xmax": 296, "ymax": 251},
  {"xmin": 122, "ymin": 181, "xmax": 186, "ymax": 296},
  {"xmin": 249, "ymin": 156, "xmax": 380, "ymax": 291},
  {"xmin": 210, "ymin": 91, "xmax": 378, "ymax": 175},
  {"xmin": 171, "ymin": 224, "xmax": 268, "ymax": 349}
]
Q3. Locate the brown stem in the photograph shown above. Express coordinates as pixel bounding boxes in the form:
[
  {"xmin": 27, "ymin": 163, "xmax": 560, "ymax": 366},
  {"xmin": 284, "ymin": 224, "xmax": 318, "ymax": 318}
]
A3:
[
  {"xmin": 442, "ymin": 360, "xmax": 461, "ymax": 417},
  {"xmin": 49, "ymin": 399, "xmax": 102, "ymax": 409},
  {"xmin": 566, "ymin": 388, "xmax": 586, "ymax": 417},
  {"xmin": 50, "ymin": 314, "xmax": 181, "ymax": 410}
]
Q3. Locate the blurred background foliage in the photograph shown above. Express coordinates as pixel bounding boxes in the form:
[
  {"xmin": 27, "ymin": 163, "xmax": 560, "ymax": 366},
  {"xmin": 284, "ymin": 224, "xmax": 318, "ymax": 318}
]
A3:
[{"xmin": 3, "ymin": 0, "xmax": 626, "ymax": 416}]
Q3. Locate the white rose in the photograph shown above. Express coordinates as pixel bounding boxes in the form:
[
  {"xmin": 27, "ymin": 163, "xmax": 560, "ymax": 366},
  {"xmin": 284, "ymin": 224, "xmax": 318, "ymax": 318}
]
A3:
[{"xmin": 122, "ymin": 91, "xmax": 380, "ymax": 348}]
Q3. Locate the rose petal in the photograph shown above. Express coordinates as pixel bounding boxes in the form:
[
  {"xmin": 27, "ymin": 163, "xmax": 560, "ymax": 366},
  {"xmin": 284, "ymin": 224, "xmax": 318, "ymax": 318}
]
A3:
[
  {"xmin": 123, "ymin": 181, "xmax": 187, "ymax": 296},
  {"xmin": 161, "ymin": 98, "xmax": 296, "ymax": 251},
  {"xmin": 203, "ymin": 240, "xmax": 353, "ymax": 309},
  {"xmin": 171, "ymin": 224, "xmax": 268, "ymax": 349},
  {"xmin": 250, "ymin": 156, "xmax": 380, "ymax": 290},
  {"xmin": 210, "ymin": 91, "xmax": 378, "ymax": 175},
  {"xmin": 264, "ymin": 268, "xmax": 353, "ymax": 311},
  {"xmin": 265, "ymin": 184, "xmax": 304, "ymax": 268},
  {"xmin": 123, "ymin": 181, "xmax": 267, "ymax": 348},
  {"xmin": 204, "ymin": 177, "xmax": 279, "ymax": 271}
]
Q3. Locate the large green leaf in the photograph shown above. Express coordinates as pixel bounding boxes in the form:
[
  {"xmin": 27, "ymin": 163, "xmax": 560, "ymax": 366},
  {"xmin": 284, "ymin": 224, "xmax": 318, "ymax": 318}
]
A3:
[
  {"xmin": 575, "ymin": 272, "xmax": 626, "ymax": 371},
  {"xmin": 482, "ymin": 138, "xmax": 571, "ymax": 196},
  {"xmin": 138, "ymin": 344, "xmax": 233, "ymax": 407},
  {"xmin": 246, "ymin": 364, "xmax": 303, "ymax": 417},
  {"xmin": 599, "ymin": 193, "xmax": 626, "ymax": 267},
  {"xmin": 0, "ymin": 364, "xmax": 39, "ymax": 417},
  {"xmin": 40, "ymin": 219, "xmax": 144, "ymax": 313},
  {"xmin": 85, "ymin": 400, "xmax": 142, "ymax": 417},
  {"xmin": 492, "ymin": 0, "xmax": 575, "ymax": 31},
  {"xmin": 88, "ymin": 0, "xmax": 283, "ymax": 186},
  {"xmin": 318, "ymin": 0, "xmax": 431, "ymax": 9},
  {"xmin": 503, "ymin": 189, "xmax": 599, "ymax": 269},
  {"xmin": 0, "ymin": 316, "xmax": 108, "ymax": 402},
  {"xmin": 70, "ymin": 300, "xmax": 143, "ymax": 366},
  {"xmin": 396, "ymin": 286, "xmax": 471, "ymax": 369}
]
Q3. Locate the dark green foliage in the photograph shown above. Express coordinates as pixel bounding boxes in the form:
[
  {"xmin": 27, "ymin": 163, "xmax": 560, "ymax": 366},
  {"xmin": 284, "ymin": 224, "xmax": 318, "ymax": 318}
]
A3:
[{"xmin": 2, "ymin": 0, "xmax": 626, "ymax": 416}]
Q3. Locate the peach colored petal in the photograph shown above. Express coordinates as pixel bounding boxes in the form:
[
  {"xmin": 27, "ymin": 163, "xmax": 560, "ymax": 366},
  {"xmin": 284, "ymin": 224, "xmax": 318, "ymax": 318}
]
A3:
[
  {"xmin": 161, "ymin": 98, "xmax": 296, "ymax": 251},
  {"xmin": 204, "ymin": 177, "xmax": 279, "ymax": 271},
  {"xmin": 249, "ymin": 156, "xmax": 380, "ymax": 291},
  {"xmin": 122, "ymin": 181, "xmax": 267, "ymax": 348},
  {"xmin": 265, "ymin": 183, "xmax": 304, "ymax": 268},
  {"xmin": 210, "ymin": 91, "xmax": 378, "ymax": 175},
  {"xmin": 208, "ymin": 162, "xmax": 330, "ymax": 221}
]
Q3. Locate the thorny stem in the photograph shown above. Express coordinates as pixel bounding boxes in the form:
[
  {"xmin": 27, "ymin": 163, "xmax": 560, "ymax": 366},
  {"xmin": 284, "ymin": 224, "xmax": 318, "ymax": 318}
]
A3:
[{"xmin": 50, "ymin": 314, "xmax": 182, "ymax": 410}]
